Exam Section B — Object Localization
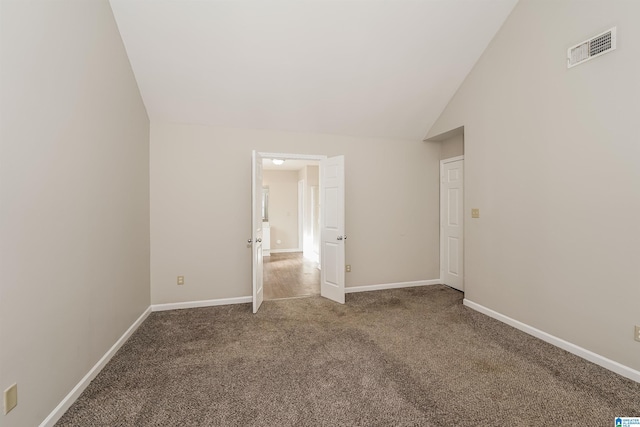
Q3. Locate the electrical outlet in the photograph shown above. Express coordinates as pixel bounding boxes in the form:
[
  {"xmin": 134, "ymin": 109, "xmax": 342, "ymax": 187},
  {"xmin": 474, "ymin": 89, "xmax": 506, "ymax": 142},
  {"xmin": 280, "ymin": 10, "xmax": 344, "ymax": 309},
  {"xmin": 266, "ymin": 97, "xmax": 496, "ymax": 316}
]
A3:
[
  {"xmin": 4, "ymin": 383, "xmax": 17, "ymax": 415},
  {"xmin": 177, "ymin": 276, "xmax": 184, "ymax": 285},
  {"xmin": 345, "ymin": 265, "xmax": 351, "ymax": 273},
  {"xmin": 635, "ymin": 325, "xmax": 640, "ymax": 342},
  {"xmin": 471, "ymin": 208, "xmax": 480, "ymax": 218}
]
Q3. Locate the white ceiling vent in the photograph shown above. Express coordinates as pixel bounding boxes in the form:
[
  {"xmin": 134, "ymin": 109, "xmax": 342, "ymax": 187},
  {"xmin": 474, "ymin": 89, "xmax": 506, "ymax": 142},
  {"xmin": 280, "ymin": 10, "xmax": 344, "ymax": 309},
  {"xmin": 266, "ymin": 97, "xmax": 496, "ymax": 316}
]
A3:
[{"xmin": 567, "ymin": 27, "xmax": 617, "ymax": 68}]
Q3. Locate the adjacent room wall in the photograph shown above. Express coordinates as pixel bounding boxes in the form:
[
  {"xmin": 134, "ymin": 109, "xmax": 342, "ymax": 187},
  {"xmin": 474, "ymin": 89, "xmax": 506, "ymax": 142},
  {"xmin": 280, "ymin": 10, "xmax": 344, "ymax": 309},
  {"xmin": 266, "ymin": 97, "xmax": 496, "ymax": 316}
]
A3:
[
  {"xmin": 427, "ymin": 0, "xmax": 640, "ymax": 372},
  {"xmin": 150, "ymin": 122, "xmax": 440, "ymax": 304},
  {"xmin": 262, "ymin": 170, "xmax": 300, "ymax": 251},
  {"xmin": 0, "ymin": 1, "xmax": 150, "ymax": 426}
]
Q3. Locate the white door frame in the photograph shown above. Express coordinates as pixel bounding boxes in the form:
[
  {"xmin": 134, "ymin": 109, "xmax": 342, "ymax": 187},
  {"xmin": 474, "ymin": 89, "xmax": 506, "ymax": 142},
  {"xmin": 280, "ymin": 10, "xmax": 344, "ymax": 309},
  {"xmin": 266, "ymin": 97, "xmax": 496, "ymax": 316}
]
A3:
[
  {"xmin": 440, "ymin": 155, "xmax": 464, "ymax": 290},
  {"xmin": 309, "ymin": 185, "xmax": 320, "ymax": 264},
  {"xmin": 298, "ymin": 180, "xmax": 304, "ymax": 251}
]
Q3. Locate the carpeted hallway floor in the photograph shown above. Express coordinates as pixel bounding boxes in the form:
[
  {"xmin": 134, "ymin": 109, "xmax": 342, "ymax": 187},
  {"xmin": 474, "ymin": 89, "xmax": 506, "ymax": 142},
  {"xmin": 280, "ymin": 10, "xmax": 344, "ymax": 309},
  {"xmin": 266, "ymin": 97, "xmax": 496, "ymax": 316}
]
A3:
[{"xmin": 56, "ymin": 285, "xmax": 640, "ymax": 426}]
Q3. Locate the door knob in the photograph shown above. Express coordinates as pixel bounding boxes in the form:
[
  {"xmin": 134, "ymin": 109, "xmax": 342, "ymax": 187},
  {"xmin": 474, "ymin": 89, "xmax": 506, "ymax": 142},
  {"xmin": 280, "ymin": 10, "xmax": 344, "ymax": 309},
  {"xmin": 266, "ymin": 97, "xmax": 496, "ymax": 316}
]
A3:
[
  {"xmin": 337, "ymin": 236, "xmax": 343, "ymax": 241},
  {"xmin": 256, "ymin": 238, "xmax": 262, "ymax": 243},
  {"xmin": 343, "ymin": 235, "xmax": 347, "ymax": 240},
  {"xmin": 248, "ymin": 238, "xmax": 252, "ymax": 244}
]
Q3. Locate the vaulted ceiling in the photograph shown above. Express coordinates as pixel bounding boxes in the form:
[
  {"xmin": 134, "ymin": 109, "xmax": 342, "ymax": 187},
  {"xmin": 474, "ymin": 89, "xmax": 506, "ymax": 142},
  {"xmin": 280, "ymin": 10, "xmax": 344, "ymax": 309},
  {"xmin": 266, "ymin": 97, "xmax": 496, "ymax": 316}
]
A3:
[{"xmin": 110, "ymin": 0, "xmax": 518, "ymax": 140}]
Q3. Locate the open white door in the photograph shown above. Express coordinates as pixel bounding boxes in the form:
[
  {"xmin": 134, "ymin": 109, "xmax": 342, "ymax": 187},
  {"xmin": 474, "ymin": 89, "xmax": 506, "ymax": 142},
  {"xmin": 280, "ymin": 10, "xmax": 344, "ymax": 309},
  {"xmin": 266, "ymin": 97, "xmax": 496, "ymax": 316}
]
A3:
[
  {"xmin": 320, "ymin": 155, "xmax": 345, "ymax": 304},
  {"xmin": 252, "ymin": 150, "xmax": 264, "ymax": 313},
  {"xmin": 440, "ymin": 157, "xmax": 464, "ymax": 291}
]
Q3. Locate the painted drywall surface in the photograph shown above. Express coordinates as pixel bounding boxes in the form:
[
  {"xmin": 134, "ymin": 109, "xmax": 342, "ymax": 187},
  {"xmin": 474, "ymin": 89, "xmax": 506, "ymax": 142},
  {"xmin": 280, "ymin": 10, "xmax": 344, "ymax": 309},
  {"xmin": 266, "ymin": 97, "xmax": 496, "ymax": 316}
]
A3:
[
  {"xmin": 109, "ymin": 0, "xmax": 519, "ymax": 141},
  {"xmin": 427, "ymin": 0, "xmax": 640, "ymax": 371},
  {"xmin": 150, "ymin": 123, "xmax": 440, "ymax": 304},
  {"xmin": 263, "ymin": 170, "xmax": 300, "ymax": 250},
  {"xmin": 440, "ymin": 133, "xmax": 464, "ymax": 160},
  {"xmin": 0, "ymin": 1, "xmax": 150, "ymax": 426}
]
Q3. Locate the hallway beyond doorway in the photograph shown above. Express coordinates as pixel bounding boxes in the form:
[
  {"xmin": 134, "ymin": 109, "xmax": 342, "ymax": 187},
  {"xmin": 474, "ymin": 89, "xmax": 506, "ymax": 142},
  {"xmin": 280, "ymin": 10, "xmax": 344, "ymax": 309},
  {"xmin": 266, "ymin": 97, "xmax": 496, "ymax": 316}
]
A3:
[{"xmin": 264, "ymin": 252, "xmax": 320, "ymax": 300}]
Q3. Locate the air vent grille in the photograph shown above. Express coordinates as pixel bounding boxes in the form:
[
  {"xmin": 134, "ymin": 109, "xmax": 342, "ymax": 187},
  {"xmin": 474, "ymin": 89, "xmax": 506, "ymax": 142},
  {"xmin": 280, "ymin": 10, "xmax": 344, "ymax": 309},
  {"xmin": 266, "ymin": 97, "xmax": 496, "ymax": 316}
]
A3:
[
  {"xmin": 590, "ymin": 31, "xmax": 612, "ymax": 56},
  {"xmin": 567, "ymin": 27, "xmax": 616, "ymax": 68}
]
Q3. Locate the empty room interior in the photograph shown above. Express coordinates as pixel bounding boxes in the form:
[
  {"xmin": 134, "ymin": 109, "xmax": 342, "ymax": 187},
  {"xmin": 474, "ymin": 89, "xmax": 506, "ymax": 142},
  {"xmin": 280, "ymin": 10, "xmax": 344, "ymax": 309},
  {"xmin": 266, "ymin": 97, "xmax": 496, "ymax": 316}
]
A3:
[{"xmin": 1, "ymin": 0, "xmax": 639, "ymax": 426}]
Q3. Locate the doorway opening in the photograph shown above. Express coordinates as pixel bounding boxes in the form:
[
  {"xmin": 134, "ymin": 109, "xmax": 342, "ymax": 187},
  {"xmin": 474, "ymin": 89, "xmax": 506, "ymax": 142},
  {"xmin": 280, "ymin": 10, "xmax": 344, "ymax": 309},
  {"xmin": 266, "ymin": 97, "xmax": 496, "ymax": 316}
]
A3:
[
  {"xmin": 252, "ymin": 151, "xmax": 345, "ymax": 313},
  {"xmin": 261, "ymin": 157, "xmax": 321, "ymax": 300}
]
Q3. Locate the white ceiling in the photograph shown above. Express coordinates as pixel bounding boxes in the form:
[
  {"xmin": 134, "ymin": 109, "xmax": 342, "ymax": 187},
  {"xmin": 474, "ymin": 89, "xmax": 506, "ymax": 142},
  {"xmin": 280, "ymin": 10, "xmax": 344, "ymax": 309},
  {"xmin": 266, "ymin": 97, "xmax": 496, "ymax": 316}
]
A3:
[{"xmin": 110, "ymin": 0, "xmax": 517, "ymax": 141}]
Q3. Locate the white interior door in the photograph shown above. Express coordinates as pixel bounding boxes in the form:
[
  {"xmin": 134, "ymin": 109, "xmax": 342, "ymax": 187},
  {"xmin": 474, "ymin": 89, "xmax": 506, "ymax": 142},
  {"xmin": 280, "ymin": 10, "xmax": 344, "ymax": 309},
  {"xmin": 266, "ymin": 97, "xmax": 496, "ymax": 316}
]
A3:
[
  {"xmin": 252, "ymin": 150, "xmax": 264, "ymax": 312},
  {"xmin": 441, "ymin": 157, "xmax": 464, "ymax": 291},
  {"xmin": 320, "ymin": 155, "xmax": 345, "ymax": 304}
]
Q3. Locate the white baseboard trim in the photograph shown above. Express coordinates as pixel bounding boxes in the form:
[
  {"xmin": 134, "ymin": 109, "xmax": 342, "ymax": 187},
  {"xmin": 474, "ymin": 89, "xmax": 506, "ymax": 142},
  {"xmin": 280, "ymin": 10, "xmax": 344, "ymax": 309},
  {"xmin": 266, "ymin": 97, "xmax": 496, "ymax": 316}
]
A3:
[
  {"xmin": 39, "ymin": 306, "xmax": 152, "ymax": 427},
  {"xmin": 270, "ymin": 248, "xmax": 302, "ymax": 254},
  {"xmin": 463, "ymin": 299, "xmax": 640, "ymax": 383},
  {"xmin": 346, "ymin": 279, "xmax": 441, "ymax": 294},
  {"xmin": 151, "ymin": 296, "xmax": 252, "ymax": 312}
]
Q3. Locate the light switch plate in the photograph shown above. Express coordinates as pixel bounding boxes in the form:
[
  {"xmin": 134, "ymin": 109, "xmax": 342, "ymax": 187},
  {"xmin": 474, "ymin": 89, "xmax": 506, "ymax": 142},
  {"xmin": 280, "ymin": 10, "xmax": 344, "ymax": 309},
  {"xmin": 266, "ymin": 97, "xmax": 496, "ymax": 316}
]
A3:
[
  {"xmin": 635, "ymin": 325, "xmax": 640, "ymax": 342},
  {"xmin": 471, "ymin": 208, "xmax": 480, "ymax": 218},
  {"xmin": 177, "ymin": 276, "xmax": 184, "ymax": 285},
  {"xmin": 4, "ymin": 383, "xmax": 17, "ymax": 415}
]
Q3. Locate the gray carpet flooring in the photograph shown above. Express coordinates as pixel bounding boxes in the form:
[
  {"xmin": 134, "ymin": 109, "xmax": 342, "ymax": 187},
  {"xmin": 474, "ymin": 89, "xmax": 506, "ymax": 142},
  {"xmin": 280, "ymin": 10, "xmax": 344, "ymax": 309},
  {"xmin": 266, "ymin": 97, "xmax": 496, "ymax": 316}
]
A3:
[{"xmin": 56, "ymin": 285, "xmax": 640, "ymax": 426}]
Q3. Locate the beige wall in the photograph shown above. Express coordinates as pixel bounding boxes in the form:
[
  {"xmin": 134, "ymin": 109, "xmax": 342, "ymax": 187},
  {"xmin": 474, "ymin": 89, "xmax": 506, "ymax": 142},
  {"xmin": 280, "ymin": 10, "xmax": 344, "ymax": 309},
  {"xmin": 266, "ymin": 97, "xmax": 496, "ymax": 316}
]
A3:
[
  {"xmin": 427, "ymin": 0, "xmax": 640, "ymax": 372},
  {"xmin": 440, "ymin": 133, "xmax": 464, "ymax": 160},
  {"xmin": 150, "ymin": 122, "xmax": 440, "ymax": 304},
  {"xmin": 263, "ymin": 170, "xmax": 300, "ymax": 250},
  {"xmin": 0, "ymin": 1, "xmax": 150, "ymax": 426}
]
